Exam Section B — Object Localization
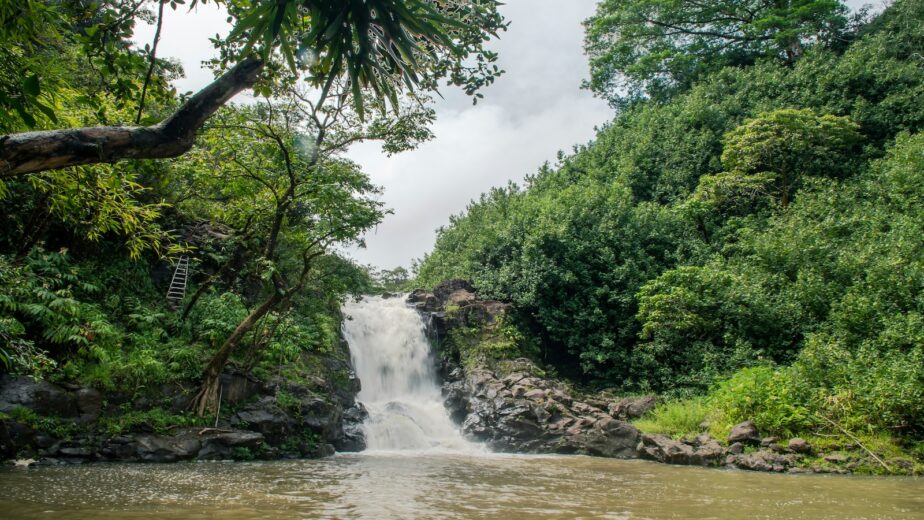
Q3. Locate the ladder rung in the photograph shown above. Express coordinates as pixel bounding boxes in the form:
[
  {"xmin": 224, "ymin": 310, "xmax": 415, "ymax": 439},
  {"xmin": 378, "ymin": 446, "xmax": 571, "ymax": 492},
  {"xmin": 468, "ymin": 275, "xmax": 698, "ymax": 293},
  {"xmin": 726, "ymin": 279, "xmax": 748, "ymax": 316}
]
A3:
[{"xmin": 166, "ymin": 256, "xmax": 191, "ymax": 310}]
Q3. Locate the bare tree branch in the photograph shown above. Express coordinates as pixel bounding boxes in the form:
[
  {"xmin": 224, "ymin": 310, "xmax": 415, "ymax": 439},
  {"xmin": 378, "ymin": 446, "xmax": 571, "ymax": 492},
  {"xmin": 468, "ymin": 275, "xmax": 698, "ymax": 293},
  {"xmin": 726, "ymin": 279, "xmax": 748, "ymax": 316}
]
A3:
[{"xmin": 0, "ymin": 58, "xmax": 265, "ymax": 177}]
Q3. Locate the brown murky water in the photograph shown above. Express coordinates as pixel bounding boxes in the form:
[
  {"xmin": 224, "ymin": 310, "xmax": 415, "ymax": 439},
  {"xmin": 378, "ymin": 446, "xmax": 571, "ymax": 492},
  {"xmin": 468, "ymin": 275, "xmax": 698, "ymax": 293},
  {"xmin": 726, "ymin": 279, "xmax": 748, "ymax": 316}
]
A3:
[{"xmin": 0, "ymin": 453, "xmax": 922, "ymax": 519}]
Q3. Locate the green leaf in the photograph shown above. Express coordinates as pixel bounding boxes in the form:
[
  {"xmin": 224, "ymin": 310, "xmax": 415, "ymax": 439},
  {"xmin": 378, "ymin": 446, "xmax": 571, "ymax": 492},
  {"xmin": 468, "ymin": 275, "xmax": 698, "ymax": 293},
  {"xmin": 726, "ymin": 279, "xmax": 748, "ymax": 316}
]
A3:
[{"xmin": 22, "ymin": 74, "xmax": 41, "ymax": 97}]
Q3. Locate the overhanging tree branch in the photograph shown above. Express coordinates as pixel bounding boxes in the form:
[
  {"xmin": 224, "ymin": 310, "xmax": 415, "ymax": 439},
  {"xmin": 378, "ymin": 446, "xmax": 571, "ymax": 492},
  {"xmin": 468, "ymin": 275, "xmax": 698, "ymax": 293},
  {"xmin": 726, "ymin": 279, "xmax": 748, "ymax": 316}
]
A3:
[{"xmin": 0, "ymin": 58, "xmax": 265, "ymax": 178}]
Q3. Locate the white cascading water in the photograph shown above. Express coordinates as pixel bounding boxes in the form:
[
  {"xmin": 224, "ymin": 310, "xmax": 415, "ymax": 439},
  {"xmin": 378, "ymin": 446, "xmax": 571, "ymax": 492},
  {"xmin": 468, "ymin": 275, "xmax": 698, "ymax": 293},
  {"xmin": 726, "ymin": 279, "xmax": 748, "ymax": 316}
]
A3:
[{"xmin": 342, "ymin": 295, "xmax": 474, "ymax": 452}]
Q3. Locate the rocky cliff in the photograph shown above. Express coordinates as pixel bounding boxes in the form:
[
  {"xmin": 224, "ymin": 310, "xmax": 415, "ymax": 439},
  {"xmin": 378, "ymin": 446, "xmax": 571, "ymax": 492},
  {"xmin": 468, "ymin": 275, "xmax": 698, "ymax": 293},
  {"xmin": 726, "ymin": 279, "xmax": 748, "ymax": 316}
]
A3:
[
  {"xmin": 409, "ymin": 280, "xmax": 836, "ymax": 474},
  {"xmin": 409, "ymin": 280, "xmax": 646, "ymax": 458}
]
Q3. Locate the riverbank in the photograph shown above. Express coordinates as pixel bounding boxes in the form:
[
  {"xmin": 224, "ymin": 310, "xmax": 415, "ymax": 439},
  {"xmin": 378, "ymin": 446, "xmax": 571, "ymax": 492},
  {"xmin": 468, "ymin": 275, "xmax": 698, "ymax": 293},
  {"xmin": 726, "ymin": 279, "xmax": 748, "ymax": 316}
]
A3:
[
  {"xmin": 3, "ymin": 283, "xmax": 920, "ymax": 476},
  {"xmin": 411, "ymin": 280, "xmax": 924, "ymax": 476},
  {"xmin": 0, "ymin": 338, "xmax": 366, "ymax": 465}
]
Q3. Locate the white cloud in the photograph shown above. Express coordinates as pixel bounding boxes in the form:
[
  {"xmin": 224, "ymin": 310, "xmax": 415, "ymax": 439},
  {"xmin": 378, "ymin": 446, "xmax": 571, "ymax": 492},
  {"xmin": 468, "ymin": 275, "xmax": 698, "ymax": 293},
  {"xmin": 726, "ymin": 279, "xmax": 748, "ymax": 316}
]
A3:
[
  {"xmin": 347, "ymin": 94, "xmax": 608, "ymax": 268},
  {"xmin": 346, "ymin": 1, "xmax": 610, "ymax": 268}
]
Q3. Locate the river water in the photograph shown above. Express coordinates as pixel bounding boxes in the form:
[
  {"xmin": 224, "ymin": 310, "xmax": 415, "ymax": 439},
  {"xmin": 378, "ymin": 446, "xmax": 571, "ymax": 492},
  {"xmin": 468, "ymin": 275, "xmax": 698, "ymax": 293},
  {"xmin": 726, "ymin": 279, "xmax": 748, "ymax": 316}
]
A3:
[
  {"xmin": 0, "ymin": 295, "xmax": 922, "ymax": 519},
  {"xmin": 0, "ymin": 454, "xmax": 922, "ymax": 519}
]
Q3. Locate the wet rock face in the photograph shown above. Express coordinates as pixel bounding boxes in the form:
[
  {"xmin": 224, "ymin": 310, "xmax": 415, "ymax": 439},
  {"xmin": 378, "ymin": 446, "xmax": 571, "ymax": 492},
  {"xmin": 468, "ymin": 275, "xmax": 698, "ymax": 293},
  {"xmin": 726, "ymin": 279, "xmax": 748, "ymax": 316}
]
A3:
[
  {"xmin": 443, "ymin": 360, "xmax": 640, "ymax": 458},
  {"xmin": 75, "ymin": 388, "xmax": 102, "ymax": 422},
  {"xmin": 337, "ymin": 403, "xmax": 368, "ymax": 452},
  {"xmin": 638, "ymin": 433, "xmax": 726, "ymax": 466},
  {"xmin": 0, "ymin": 332, "xmax": 366, "ymax": 463},
  {"xmin": 0, "ymin": 375, "xmax": 78, "ymax": 417},
  {"xmin": 408, "ymin": 280, "xmax": 510, "ymax": 334},
  {"xmin": 232, "ymin": 396, "xmax": 292, "ymax": 445},
  {"xmin": 0, "ymin": 420, "xmax": 18, "ymax": 460}
]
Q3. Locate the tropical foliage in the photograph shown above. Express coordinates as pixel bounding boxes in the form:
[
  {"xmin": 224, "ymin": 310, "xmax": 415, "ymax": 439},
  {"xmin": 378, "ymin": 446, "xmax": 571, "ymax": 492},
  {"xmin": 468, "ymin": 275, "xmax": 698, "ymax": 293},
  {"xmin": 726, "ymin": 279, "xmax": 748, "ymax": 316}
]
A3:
[
  {"xmin": 418, "ymin": 0, "xmax": 924, "ymax": 445},
  {"xmin": 0, "ymin": 1, "xmax": 506, "ymax": 417}
]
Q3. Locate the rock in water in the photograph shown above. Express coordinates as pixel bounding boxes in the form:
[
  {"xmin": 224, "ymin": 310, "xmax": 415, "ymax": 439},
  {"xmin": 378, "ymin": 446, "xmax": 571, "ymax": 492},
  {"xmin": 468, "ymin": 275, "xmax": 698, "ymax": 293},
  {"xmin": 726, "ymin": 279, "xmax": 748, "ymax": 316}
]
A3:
[{"xmin": 637, "ymin": 434, "xmax": 725, "ymax": 466}]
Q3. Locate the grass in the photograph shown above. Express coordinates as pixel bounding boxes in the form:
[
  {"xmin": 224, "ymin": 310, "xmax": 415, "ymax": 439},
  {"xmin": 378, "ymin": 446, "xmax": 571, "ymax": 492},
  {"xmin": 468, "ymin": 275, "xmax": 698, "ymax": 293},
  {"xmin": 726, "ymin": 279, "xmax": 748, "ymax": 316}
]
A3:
[
  {"xmin": 6, "ymin": 406, "xmax": 82, "ymax": 439},
  {"xmin": 632, "ymin": 397, "xmax": 733, "ymax": 440},
  {"xmin": 98, "ymin": 408, "xmax": 208, "ymax": 435}
]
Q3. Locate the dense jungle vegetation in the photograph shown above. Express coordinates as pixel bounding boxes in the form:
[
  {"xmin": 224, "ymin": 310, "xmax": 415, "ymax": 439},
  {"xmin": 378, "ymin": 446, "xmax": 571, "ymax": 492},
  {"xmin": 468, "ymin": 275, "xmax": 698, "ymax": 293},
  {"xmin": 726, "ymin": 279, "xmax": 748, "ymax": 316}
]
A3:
[
  {"xmin": 0, "ymin": 0, "xmax": 505, "ymax": 418},
  {"xmin": 417, "ymin": 0, "xmax": 924, "ymax": 452}
]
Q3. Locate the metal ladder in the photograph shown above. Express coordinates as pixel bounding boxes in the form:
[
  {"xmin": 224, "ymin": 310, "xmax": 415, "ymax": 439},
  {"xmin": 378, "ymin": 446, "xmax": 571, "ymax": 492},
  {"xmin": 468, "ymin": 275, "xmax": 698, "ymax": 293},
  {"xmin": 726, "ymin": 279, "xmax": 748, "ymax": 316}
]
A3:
[{"xmin": 166, "ymin": 255, "xmax": 189, "ymax": 310}]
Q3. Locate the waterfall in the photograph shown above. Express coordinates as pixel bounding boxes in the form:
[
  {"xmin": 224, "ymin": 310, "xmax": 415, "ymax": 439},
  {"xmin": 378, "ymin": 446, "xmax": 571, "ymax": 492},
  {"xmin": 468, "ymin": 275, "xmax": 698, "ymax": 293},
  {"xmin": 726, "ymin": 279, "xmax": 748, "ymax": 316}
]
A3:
[{"xmin": 342, "ymin": 295, "xmax": 474, "ymax": 452}]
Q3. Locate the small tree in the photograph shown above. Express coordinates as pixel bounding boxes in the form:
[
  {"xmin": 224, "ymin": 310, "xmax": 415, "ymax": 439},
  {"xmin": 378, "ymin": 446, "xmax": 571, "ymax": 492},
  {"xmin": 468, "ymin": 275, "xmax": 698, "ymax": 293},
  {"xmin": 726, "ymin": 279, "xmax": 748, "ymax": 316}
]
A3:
[
  {"xmin": 584, "ymin": 0, "xmax": 848, "ymax": 104},
  {"xmin": 178, "ymin": 77, "xmax": 440, "ymax": 414},
  {"xmin": 694, "ymin": 108, "xmax": 860, "ymax": 211}
]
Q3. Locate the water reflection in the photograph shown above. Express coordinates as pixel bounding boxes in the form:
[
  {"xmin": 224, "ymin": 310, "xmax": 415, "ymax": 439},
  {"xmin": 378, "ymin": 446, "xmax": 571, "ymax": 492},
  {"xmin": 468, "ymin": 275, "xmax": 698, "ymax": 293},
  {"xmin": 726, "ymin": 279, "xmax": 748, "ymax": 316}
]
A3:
[{"xmin": 1, "ymin": 453, "xmax": 922, "ymax": 519}]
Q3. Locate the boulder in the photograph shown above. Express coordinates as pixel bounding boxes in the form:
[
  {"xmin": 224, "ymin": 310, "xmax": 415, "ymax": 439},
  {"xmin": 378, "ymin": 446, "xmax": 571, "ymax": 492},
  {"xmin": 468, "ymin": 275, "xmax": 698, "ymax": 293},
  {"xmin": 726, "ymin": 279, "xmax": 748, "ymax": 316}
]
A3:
[
  {"xmin": 608, "ymin": 396, "xmax": 657, "ymax": 420},
  {"xmin": 693, "ymin": 434, "xmax": 727, "ymax": 462},
  {"xmin": 728, "ymin": 420, "xmax": 761, "ymax": 445},
  {"xmin": 760, "ymin": 436, "xmax": 778, "ymax": 448},
  {"xmin": 197, "ymin": 431, "xmax": 265, "ymax": 460},
  {"xmin": 433, "ymin": 279, "xmax": 476, "ymax": 301},
  {"xmin": 56, "ymin": 445, "xmax": 93, "ymax": 462},
  {"xmin": 788, "ymin": 437, "xmax": 812, "ymax": 454},
  {"xmin": 133, "ymin": 434, "xmax": 201, "ymax": 463},
  {"xmin": 451, "ymin": 363, "xmax": 640, "ymax": 458},
  {"xmin": 637, "ymin": 433, "xmax": 725, "ymax": 466},
  {"xmin": 727, "ymin": 449, "xmax": 796, "ymax": 472},
  {"xmin": 231, "ymin": 397, "xmax": 292, "ymax": 444},
  {"xmin": 0, "ymin": 375, "xmax": 77, "ymax": 417},
  {"xmin": 310, "ymin": 443, "xmax": 336, "ymax": 458},
  {"xmin": 407, "ymin": 289, "xmax": 442, "ymax": 312},
  {"xmin": 99, "ymin": 438, "xmax": 139, "ymax": 461},
  {"xmin": 568, "ymin": 419, "xmax": 640, "ymax": 458}
]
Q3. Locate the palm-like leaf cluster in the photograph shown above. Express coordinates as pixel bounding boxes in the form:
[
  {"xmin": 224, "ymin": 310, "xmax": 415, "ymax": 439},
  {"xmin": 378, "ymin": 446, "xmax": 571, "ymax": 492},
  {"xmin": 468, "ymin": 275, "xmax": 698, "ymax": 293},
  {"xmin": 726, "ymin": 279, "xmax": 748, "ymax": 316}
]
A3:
[{"xmin": 222, "ymin": 0, "xmax": 501, "ymax": 118}]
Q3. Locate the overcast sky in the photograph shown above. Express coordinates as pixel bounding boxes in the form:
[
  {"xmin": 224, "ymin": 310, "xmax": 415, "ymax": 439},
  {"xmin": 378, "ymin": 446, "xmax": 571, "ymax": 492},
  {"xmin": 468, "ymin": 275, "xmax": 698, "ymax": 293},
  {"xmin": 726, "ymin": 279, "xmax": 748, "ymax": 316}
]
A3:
[{"xmin": 136, "ymin": 0, "xmax": 876, "ymax": 270}]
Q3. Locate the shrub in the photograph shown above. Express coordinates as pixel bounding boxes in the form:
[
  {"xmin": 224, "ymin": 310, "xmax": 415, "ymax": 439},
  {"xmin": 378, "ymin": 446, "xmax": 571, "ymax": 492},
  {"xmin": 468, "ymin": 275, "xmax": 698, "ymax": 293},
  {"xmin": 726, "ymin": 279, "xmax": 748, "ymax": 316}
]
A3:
[{"xmin": 709, "ymin": 366, "xmax": 815, "ymax": 438}]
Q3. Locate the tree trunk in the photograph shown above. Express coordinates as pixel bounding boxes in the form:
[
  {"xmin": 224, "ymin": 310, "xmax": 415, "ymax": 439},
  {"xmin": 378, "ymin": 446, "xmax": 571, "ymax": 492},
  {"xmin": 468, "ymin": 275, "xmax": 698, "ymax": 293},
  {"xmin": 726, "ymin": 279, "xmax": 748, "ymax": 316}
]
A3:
[
  {"xmin": 0, "ymin": 58, "xmax": 264, "ymax": 177},
  {"xmin": 189, "ymin": 290, "xmax": 282, "ymax": 416},
  {"xmin": 181, "ymin": 257, "xmax": 238, "ymax": 321}
]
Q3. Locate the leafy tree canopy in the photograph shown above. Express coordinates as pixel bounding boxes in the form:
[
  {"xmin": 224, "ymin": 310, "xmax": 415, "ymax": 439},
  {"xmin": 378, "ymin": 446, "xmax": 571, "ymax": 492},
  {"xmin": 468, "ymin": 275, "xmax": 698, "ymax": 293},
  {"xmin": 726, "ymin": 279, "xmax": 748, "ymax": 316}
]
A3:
[
  {"xmin": 0, "ymin": 0, "xmax": 506, "ymax": 177},
  {"xmin": 584, "ymin": 0, "xmax": 850, "ymax": 105}
]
